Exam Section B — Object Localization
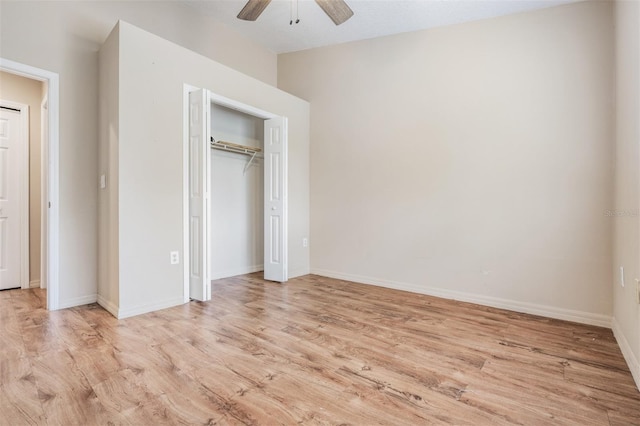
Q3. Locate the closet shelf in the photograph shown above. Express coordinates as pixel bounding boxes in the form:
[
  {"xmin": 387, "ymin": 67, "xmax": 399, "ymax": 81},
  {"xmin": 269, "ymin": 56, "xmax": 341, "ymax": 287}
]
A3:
[
  {"xmin": 210, "ymin": 137, "xmax": 262, "ymax": 155},
  {"xmin": 210, "ymin": 137, "xmax": 262, "ymax": 175}
]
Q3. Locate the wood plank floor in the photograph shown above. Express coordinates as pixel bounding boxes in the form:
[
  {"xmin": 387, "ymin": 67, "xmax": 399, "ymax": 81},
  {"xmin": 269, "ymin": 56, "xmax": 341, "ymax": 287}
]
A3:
[{"xmin": 1, "ymin": 273, "xmax": 639, "ymax": 425}]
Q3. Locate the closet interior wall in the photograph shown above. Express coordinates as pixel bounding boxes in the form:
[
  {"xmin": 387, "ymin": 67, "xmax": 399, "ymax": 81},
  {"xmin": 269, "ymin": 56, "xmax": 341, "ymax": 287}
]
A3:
[{"xmin": 209, "ymin": 103, "xmax": 265, "ymax": 280}]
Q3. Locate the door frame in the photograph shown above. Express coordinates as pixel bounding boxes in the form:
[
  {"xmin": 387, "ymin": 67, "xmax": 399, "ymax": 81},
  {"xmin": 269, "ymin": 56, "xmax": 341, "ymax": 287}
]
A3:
[
  {"xmin": 40, "ymin": 95, "xmax": 48, "ymax": 289},
  {"xmin": 0, "ymin": 100, "xmax": 30, "ymax": 289},
  {"xmin": 182, "ymin": 86, "xmax": 286, "ymax": 302},
  {"xmin": 0, "ymin": 58, "xmax": 60, "ymax": 310}
]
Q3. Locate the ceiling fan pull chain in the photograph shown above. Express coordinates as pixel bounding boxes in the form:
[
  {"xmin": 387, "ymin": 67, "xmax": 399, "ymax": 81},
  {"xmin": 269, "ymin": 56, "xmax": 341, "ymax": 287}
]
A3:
[
  {"xmin": 296, "ymin": 0, "xmax": 300, "ymax": 24},
  {"xmin": 290, "ymin": 0, "xmax": 293, "ymax": 25}
]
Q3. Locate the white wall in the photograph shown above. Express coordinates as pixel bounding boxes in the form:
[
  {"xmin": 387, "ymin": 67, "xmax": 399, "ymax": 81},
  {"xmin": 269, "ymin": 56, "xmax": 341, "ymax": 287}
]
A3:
[
  {"xmin": 102, "ymin": 21, "xmax": 309, "ymax": 317},
  {"xmin": 612, "ymin": 0, "xmax": 640, "ymax": 388},
  {"xmin": 210, "ymin": 104, "xmax": 264, "ymax": 280},
  {"xmin": 278, "ymin": 1, "xmax": 614, "ymax": 325},
  {"xmin": 0, "ymin": 1, "xmax": 278, "ymax": 308},
  {"xmin": 0, "ymin": 71, "xmax": 43, "ymax": 286}
]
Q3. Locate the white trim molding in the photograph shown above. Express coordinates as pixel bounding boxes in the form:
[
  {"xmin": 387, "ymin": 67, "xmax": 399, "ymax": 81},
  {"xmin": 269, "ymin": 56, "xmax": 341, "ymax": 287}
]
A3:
[
  {"xmin": 40, "ymin": 95, "xmax": 48, "ymax": 291},
  {"xmin": 311, "ymin": 269, "xmax": 612, "ymax": 328},
  {"xmin": 0, "ymin": 58, "xmax": 60, "ymax": 311},
  {"xmin": 612, "ymin": 317, "xmax": 640, "ymax": 391},
  {"xmin": 182, "ymin": 84, "xmax": 196, "ymax": 303}
]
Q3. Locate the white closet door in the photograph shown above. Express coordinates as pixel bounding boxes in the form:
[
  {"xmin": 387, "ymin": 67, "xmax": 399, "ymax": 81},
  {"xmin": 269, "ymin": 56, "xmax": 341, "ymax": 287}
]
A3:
[
  {"xmin": 0, "ymin": 108, "xmax": 22, "ymax": 290},
  {"xmin": 188, "ymin": 89, "xmax": 211, "ymax": 301},
  {"xmin": 264, "ymin": 117, "xmax": 288, "ymax": 282}
]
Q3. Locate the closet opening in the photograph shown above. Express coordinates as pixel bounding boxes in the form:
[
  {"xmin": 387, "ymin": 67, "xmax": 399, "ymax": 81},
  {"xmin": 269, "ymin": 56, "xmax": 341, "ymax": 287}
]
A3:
[
  {"xmin": 185, "ymin": 88, "xmax": 288, "ymax": 302},
  {"xmin": 209, "ymin": 104, "xmax": 265, "ymax": 280}
]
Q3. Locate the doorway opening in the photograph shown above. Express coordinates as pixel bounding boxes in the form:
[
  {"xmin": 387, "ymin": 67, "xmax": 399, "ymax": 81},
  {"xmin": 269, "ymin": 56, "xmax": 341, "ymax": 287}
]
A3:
[
  {"xmin": 184, "ymin": 87, "xmax": 288, "ymax": 302},
  {"xmin": 0, "ymin": 58, "xmax": 60, "ymax": 310},
  {"xmin": 209, "ymin": 103, "xmax": 265, "ymax": 280}
]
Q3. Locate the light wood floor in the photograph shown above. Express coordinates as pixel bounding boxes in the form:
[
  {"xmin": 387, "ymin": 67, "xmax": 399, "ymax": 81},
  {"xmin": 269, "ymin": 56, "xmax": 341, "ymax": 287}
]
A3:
[{"xmin": 1, "ymin": 274, "xmax": 639, "ymax": 425}]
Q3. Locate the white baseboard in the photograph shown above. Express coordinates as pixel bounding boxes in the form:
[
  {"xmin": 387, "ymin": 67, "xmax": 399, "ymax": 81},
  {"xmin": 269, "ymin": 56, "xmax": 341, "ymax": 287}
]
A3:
[
  {"xmin": 612, "ymin": 317, "xmax": 640, "ymax": 391},
  {"xmin": 57, "ymin": 293, "xmax": 98, "ymax": 310},
  {"xmin": 211, "ymin": 264, "xmax": 264, "ymax": 280},
  {"xmin": 310, "ymin": 269, "xmax": 612, "ymax": 328},
  {"xmin": 29, "ymin": 280, "xmax": 40, "ymax": 289},
  {"xmin": 117, "ymin": 297, "xmax": 185, "ymax": 319},
  {"xmin": 97, "ymin": 295, "xmax": 119, "ymax": 318}
]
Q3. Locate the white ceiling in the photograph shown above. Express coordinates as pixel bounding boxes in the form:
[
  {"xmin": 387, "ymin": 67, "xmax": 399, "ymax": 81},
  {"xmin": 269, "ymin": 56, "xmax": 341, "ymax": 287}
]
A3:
[{"xmin": 183, "ymin": 0, "xmax": 580, "ymax": 54}]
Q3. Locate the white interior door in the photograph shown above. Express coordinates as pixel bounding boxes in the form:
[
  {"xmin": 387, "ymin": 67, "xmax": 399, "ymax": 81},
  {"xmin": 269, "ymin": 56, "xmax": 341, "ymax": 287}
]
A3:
[
  {"xmin": 264, "ymin": 117, "xmax": 288, "ymax": 282},
  {"xmin": 0, "ymin": 107, "xmax": 22, "ymax": 290},
  {"xmin": 188, "ymin": 89, "xmax": 211, "ymax": 301}
]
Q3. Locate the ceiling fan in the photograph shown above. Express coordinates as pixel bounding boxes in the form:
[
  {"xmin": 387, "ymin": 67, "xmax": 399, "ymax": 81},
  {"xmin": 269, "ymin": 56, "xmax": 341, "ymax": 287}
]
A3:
[{"xmin": 237, "ymin": 0, "xmax": 354, "ymax": 26}]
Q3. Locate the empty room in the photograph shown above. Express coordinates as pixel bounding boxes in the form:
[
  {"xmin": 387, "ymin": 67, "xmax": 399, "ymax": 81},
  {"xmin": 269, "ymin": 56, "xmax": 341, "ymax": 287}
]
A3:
[{"xmin": 0, "ymin": 0, "xmax": 639, "ymax": 424}]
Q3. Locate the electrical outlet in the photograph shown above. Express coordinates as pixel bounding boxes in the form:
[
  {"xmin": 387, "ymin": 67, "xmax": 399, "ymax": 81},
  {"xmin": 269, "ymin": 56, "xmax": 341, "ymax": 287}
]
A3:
[
  {"xmin": 620, "ymin": 266, "xmax": 625, "ymax": 287},
  {"xmin": 170, "ymin": 251, "xmax": 179, "ymax": 265},
  {"xmin": 303, "ymin": 238, "xmax": 308, "ymax": 248}
]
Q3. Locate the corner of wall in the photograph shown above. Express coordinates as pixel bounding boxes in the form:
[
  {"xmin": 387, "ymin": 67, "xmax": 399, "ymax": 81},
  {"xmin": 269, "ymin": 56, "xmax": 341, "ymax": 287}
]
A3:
[
  {"xmin": 97, "ymin": 295, "xmax": 119, "ymax": 318},
  {"xmin": 116, "ymin": 297, "xmax": 185, "ymax": 319},
  {"xmin": 612, "ymin": 316, "xmax": 640, "ymax": 389},
  {"xmin": 97, "ymin": 21, "xmax": 120, "ymax": 315},
  {"xmin": 612, "ymin": 0, "xmax": 640, "ymax": 392}
]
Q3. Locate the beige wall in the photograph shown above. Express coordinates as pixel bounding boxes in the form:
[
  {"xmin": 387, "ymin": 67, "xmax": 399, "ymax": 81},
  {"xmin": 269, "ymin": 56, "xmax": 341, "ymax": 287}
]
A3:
[
  {"xmin": 0, "ymin": 1, "xmax": 277, "ymax": 307},
  {"xmin": 0, "ymin": 71, "xmax": 43, "ymax": 285},
  {"xmin": 279, "ymin": 1, "xmax": 614, "ymax": 324},
  {"xmin": 613, "ymin": 0, "xmax": 640, "ymax": 388},
  {"xmin": 100, "ymin": 21, "xmax": 309, "ymax": 317}
]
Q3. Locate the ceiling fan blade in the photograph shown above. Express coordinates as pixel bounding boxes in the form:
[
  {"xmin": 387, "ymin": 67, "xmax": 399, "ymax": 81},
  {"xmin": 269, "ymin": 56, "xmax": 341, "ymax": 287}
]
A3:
[
  {"xmin": 315, "ymin": 0, "xmax": 354, "ymax": 25},
  {"xmin": 237, "ymin": 0, "xmax": 272, "ymax": 21}
]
